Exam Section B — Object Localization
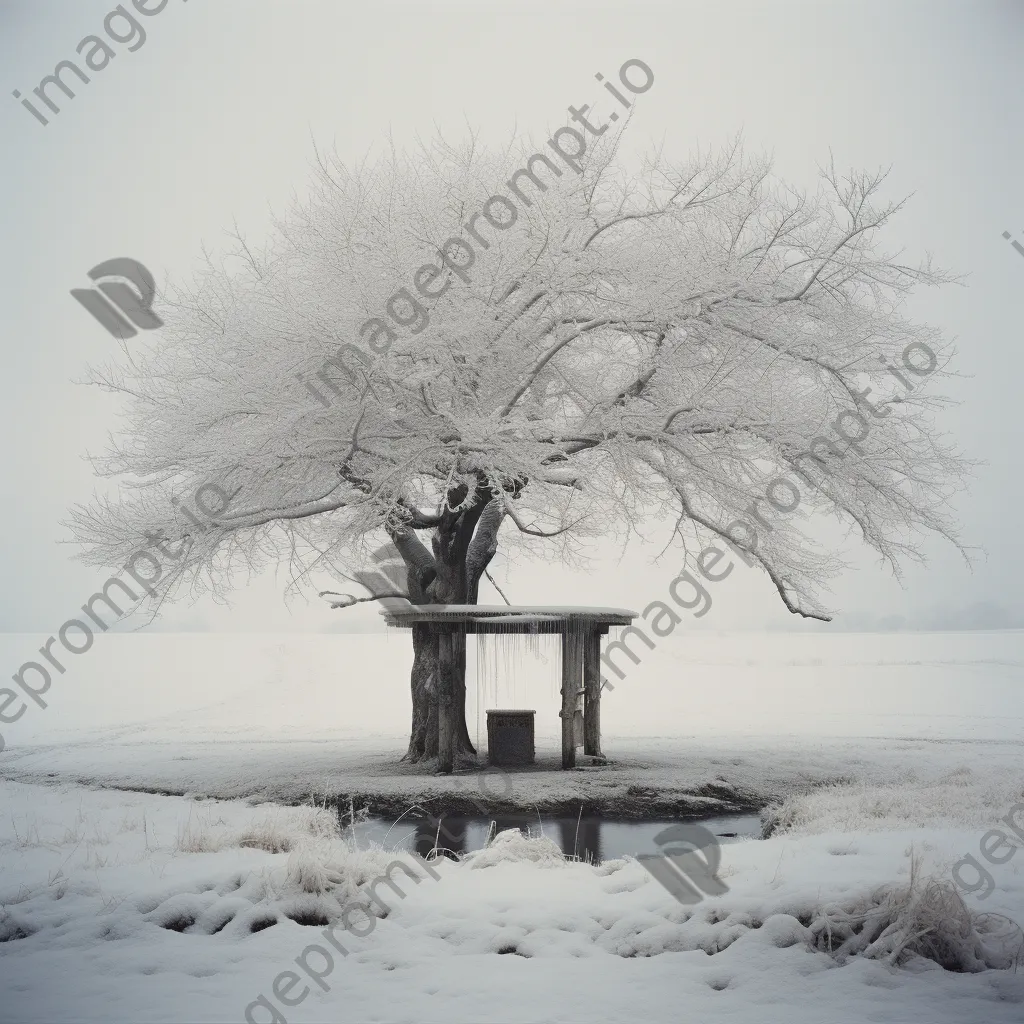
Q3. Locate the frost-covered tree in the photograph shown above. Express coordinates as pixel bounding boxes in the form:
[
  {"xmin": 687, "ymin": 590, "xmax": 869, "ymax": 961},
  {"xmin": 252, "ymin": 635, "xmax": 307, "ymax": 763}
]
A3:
[{"xmin": 68, "ymin": 126, "xmax": 970, "ymax": 773}]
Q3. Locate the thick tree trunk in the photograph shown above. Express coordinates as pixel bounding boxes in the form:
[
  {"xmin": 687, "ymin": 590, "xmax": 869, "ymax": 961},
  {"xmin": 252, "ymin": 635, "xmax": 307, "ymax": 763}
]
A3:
[
  {"xmin": 430, "ymin": 505, "xmax": 478, "ymax": 773},
  {"xmin": 405, "ymin": 622, "xmax": 435, "ymax": 761},
  {"xmin": 583, "ymin": 629, "xmax": 603, "ymax": 757},
  {"xmin": 560, "ymin": 626, "xmax": 584, "ymax": 769},
  {"xmin": 394, "ymin": 487, "xmax": 506, "ymax": 772},
  {"xmin": 393, "ymin": 528, "xmax": 442, "ymax": 764},
  {"xmin": 404, "ymin": 620, "xmax": 474, "ymax": 766},
  {"xmin": 436, "ymin": 626, "xmax": 460, "ymax": 771}
]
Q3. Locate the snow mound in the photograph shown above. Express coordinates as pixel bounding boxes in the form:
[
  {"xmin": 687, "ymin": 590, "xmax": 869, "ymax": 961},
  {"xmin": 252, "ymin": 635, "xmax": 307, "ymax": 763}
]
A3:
[
  {"xmin": 462, "ymin": 827, "xmax": 567, "ymax": 868},
  {"xmin": 0, "ymin": 784, "xmax": 430, "ymax": 951}
]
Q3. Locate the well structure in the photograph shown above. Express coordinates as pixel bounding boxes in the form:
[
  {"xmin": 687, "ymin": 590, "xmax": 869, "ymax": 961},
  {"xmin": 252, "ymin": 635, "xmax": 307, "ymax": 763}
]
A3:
[{"xmin": 380, "ymin": 604, "xmax": 637, "ymax": 768}]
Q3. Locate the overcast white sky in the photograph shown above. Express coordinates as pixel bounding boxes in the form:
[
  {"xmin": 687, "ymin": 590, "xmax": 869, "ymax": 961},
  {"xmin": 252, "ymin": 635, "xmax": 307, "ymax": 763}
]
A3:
[{"xmin": 1, "ymin": 0, "xmax": 1022, "ymax": 636}]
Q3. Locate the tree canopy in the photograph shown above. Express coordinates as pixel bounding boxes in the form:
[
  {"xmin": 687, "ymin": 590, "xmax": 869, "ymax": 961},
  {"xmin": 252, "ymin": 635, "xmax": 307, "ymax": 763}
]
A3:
[{"xmin": 69, "ymin": 127, "xmax": 968, "ymax": 629}]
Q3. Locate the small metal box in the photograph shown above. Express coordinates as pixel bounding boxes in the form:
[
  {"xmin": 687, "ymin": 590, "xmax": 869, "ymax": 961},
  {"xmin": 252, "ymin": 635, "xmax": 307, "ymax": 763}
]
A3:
[{"xmin": 486, "ymin": 709, "xmax": 536, "ymax": 766}]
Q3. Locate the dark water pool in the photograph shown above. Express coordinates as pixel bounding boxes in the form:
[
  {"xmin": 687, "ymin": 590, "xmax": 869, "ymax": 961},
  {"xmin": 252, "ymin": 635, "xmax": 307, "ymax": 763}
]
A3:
[{"xmin": 342, "ymin": 811, "xmax": 760, "ymax": 863}]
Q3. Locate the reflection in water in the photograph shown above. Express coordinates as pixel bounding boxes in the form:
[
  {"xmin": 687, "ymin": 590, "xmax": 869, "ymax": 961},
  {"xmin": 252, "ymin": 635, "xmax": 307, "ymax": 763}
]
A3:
[
  {"xmin": 413, "ymin": 816, "xmax": 468, "ymax": 859},
  {"xmin": 558, "ymin": 818, "xmax": 602, "ymax": 862},
  {"xmin": 346, "ymin": 811, "xmax": 760, "ymax": 863}
]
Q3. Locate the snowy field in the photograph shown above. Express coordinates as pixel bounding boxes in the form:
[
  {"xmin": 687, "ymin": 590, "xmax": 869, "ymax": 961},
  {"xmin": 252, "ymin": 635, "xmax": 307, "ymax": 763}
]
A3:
[
  {"xmin": 4, "ymin": 629, "xmax": 1024, "ymax": 748},
  {"xmin": 1, "ymin": 630, "xmax": 1023, "ymax": 1022}
]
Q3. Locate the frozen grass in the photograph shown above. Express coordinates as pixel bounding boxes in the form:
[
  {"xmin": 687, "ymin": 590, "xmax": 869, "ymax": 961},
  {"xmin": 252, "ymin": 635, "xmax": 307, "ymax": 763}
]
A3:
[
  {"xmin": 806, "ymin": 853, "xmax": 1024, "ymax": 971},
  {"xmin": 173, "ymin": 796, "xmax": 346, "ymax": 855},
  {"xmin": 758, "ymin": 773, "xmax": 1024, "ymax": 975},
  {"xmin": 0, "ymin": 780, "xmax": 390, "ymax": 909},
  {"xmin": 761, "ymin": 769, "xmax": 1024, "ymax": 838}
]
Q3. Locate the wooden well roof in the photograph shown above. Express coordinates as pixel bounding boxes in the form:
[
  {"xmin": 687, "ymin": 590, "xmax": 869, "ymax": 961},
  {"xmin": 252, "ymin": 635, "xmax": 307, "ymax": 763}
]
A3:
[{"xmin": 380, "ymin": 604, "xmax": 637, "ymax": 634}]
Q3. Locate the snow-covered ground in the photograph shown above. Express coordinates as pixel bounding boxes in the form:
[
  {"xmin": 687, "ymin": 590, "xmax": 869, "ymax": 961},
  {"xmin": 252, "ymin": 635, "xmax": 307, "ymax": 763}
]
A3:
[
  {"xmin": 1, "ymin": 777, "xmax": 1022, "ymax": 1023},
  {"xmin": 2, "ymin": 629, "xmax": 1023, "ymax": 807},
  {"xmin": 1, "ymin": 630, "xmax": 1023, "ymax": 1022}
]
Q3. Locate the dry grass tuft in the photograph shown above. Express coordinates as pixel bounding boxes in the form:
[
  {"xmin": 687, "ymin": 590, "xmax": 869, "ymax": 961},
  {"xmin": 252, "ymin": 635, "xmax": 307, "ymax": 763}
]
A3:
[
  {"xmin": 236, "ymin": 820, "xmax": 295, "ymax": 854},
  {"xmin": 806, "ymin": 854, "xmax": 1024, "ymax": 972}
]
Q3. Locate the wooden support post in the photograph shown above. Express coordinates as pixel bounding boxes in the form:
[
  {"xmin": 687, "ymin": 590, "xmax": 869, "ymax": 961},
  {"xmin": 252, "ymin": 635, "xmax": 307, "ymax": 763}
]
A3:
[
  {"xmin": 560, "ymin": 625, "xmax": 584, "ymax": 769},
  {"xmin": 583, "ymin": 629, "xmax": 603, "ymax": 757}
]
